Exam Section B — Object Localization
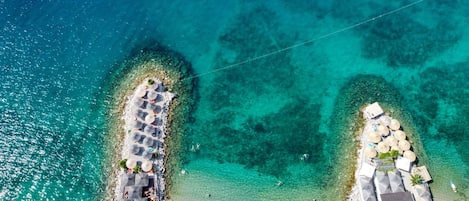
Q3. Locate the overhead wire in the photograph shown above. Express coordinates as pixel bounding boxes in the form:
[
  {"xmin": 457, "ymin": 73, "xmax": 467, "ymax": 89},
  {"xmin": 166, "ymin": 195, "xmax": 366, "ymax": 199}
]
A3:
[{"xmin": 182, "ymin": 0, "xmax": 424, "ymax": 81}]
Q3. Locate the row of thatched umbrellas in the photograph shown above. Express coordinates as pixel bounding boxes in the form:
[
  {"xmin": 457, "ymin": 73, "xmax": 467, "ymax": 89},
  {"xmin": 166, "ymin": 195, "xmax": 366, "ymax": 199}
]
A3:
[
  {"xmin": 364, "ymin": 117, "xmax": 417, "ymax": 162},
  {"xmin": 126, "ymin": 158, "xmax": 153, "ymax": 172},
  {"xmin": 125, "ymin": 80, "xmax": 167, "ymax": 172}
]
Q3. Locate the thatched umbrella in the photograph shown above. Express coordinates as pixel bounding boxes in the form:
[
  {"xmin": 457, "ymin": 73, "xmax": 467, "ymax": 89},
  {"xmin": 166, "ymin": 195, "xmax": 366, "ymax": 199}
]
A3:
[
  {"xmin": 398, "ymin": 140, "xmax": 411, "ymax": 151},
  {"xmin": 377, "ymin": 124, "xmax": 389, "ymax": 136},
  {"xmin": 377, "ymin": 142, "xmax": 390, "ymax": 153},
  {"xmin": 143, "ymin": 137, "xmax": 154, "ymax": 147},
  {"xmin": 364, "ymin": 146, "xmax": 377, "ymax": 158},
  {"xmin": 131, "ymin": 145, "xmax": 140, "ymax": 155},
  {"xmin": 136, "ymin": 88, "xmax": 147, "ymax": 98},
  {"xmin": 394, "ymin": 130, "xmax": 406, "ymax": 141},
  {"xmin": 367, "ymin": 131, "xmax": 381, "ymax": 143},
  {"xmin": 134, "ymin": 98, "xmax": 145, "ymax": 108},
  {"xmin": 389, "ymin": 119, "xmax": 401, "ymax": 130},
  {"xmin": 144, "ymin": 125, "xmax": 155, "ymax": 135},
  {"xmin": 126, "ymin": 159, "xmax": 137, "ymax": 169},
  {"xmin": 403, "ymin": 150, "xmax": 416, "ymax": 162},
  {"xmin": 145, "ymin": 114, "xmax": 155, "ymax": 124},
  {"xmin": 142, "ymin": 150, "xmax": 153, "ymax": 160},
  {"xmin": 384, "ymin": 136, "xmax": 398, "ymax": 147},
  {"xmin": 378, "ymin": 116, "xmax": 391, "ymax": 126},
  {"xmin": 131, "ymin": 120, "xmax": 143, "ymax": 130},
  {"xmin": 132, "ymin": 132, "xmax": 141, "ymax": 142},
  {"xmin": 141, "ymin": 161, "xmax": 153, "ymax": 172},
  {"xmin": 136, "ymin": 109, "xmax": 146, "ymax": 120},
  {"xmin": 147, "ymin": 91, "xmax": 158, "ymax": 100}
]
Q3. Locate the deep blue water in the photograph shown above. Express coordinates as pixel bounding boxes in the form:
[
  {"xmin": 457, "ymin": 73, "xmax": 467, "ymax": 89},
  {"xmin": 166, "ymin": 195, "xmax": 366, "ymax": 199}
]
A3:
[{"xmin": 1, "ymin": 0, "xmax": 468, "ymax": 200}]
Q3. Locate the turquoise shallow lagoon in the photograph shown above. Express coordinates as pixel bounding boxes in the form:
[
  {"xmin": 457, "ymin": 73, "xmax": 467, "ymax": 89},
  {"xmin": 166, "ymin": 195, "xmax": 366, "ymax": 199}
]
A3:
[{"xmin": 1, "ymin": 0, "xmax": 468, "ymax": 200}]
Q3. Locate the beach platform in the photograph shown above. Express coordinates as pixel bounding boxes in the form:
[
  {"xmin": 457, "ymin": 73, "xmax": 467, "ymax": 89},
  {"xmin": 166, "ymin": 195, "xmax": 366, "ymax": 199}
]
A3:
[
  {"xmin": 348, "ymin": 102, "xmax": 433, "ymax": 201},
  {"xmin": 115, "ymin": 78, "xmax": 175, "ymax": 201}
]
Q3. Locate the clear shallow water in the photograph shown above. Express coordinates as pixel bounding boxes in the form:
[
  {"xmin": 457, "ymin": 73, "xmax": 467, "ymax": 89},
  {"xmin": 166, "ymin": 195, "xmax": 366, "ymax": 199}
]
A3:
[{"xmin": 1, "ymin": 0, "xmax": 468, "ymax": 200}]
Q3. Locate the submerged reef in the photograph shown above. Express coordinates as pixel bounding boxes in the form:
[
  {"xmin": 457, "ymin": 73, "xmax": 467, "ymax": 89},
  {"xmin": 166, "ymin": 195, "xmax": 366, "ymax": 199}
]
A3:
[
  {"xmin": 360, "ymin": 13, "xmax": 460, "ymax": 67},
  {"xmin": 412, "ymin": 62, "xmax": 469, "ymax": 167},
  {"xmin": 211, "ymin": 6, "xmax": 296, "ymax": 112},
  {"xmin": 330, "ymin": 0, "xmax": 461, "ymax": 67},
  {"xmin": 97, "ymin": 46, "xmax": 195, "ymax": 200},
  {"xmin": 201, "ymin": 100, "xmax": 323, "ymax": 178},
  {"xmin": 197, "ymin": 5, "xmax": 317, "ymax": 178}
]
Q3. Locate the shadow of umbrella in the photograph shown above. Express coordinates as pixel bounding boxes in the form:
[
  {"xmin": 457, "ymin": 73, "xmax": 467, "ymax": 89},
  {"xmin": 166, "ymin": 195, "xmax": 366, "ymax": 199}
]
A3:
[
  {"xmin": 131, "ymin": 145, "xmax": 141, "ymax": 155},
  {"xmin": 144, "ymin": 125, "xmax": 155, "ymax": 135},
  {"xmin": 131, "ymin": 120, "xmax": 144, "ymax": 130},
  {"xmin": 142, "ymin": 150, "xmax": 153, "ymax": 160},
  {"xmin": 132, "ymin": 132, "xmax": 142, "ymax": 142},
  {"xmin": 143, "ymin": 137, "xmax": 154, "ymax": 147}
]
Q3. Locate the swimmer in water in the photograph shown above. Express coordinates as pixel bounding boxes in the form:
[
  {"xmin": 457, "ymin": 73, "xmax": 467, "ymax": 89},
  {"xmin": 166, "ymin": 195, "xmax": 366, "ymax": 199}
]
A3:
[{"xmin": 277, "ymin": 180, "xmax": 283, "ymax": 186}]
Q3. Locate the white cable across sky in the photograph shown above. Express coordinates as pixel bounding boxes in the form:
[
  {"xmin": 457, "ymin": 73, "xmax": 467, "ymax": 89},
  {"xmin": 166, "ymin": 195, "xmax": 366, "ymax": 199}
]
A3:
[{"xmin": 182, "ymin": 0, "xmax": 424, "ymax": 81}]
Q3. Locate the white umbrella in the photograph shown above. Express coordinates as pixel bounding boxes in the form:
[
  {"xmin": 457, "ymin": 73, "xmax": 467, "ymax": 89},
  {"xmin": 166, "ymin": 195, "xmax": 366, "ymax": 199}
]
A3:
[
  {"xmin": 377, "ymin": 124, "xmax": 389, "ymax": 136},
  {"xmin": 378, "ymin": 116, "xmax": 391, "ymax": 126},
  {"xmin": 398, "ymin": 140, "xmax": 411, "ymax": 151},
  {"xmin": 384, "ymin": 136, "xmax": 398, "ymax": 147},
  {"xmin": 377, "ymin": 141, "xmax": 390, "ymax": 153},
  {"xmin": 136, "ymin": 88, "xmax": 147, "ymax": 98},
  {"xmin": 389, "ymin": 119, "xmax": 401, "ymax": 130},
  {"xmin": 133, "ymin": 98, "xmax": 144, "ymax": 107},
  {"xmin": 126, "ymin": 159, "xmax": 137, "ymax": 169},
  {"xmin": 403, "ymin": 150, "xmax": 416, "ymax": 162},
  {"xmin": 130, "ymin": 119, "xmax": 140, "ymax": 128},
  {"xmin": 143, "ymin": 137, "xmax": 154, "ymax": 147},
  {"xmin": 394, "ymin": 130, "xmax": 406, "ymax": 141},
  {"xmin": 367, "ymin": 131, "xmax": 381, "ymax": 143},
  {"xmin": 145, "ymin": 115, "xmax": 155, "ymax": 124},
  {"xmin": 141, "ymin": 160, "xmax": 153, "ymax": 172},
  {"xmin": 364, "ymin": 146, "xmax": 377, "ymax": 158},
  {"xmin": 147, "ymin": 91, "xmax": 158, "ymax": 100}
]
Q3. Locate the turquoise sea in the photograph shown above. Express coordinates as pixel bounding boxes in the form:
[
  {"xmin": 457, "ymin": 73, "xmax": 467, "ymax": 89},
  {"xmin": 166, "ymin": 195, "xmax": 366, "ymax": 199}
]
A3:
[{"xmin": 1, "ymin": 0, "xmax": 468, "ymax": 200}]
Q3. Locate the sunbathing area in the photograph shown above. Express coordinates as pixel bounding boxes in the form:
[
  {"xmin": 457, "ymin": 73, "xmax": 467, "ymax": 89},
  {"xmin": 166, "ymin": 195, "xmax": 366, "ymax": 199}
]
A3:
[
  {"xmin": 349, "ymin": 102, "xmax": 433, "ymax": 201},
  {"xmin": 115, "ymin": 78, "xmax": 175, "ymax": 201}
]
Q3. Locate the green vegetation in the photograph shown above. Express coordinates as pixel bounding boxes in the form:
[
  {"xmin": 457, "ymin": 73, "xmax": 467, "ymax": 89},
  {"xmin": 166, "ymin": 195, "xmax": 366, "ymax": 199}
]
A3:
[
  {"xmin": 411, "ymin": 174, "xmax": 424, "ymax": 186},
  {"xmin": 133, "ymin": 165, "xmax": 142, "ymax": 173},
  {"xmin": 378, "ymin": 150, "xmax": 400, "ymax": 159},
  {"xmin": 390, "ymin": 150, "xmax": 399, "ymax": 159},
  {"xmin": 119, "ymin": 159, "xmax": 128, "ymax": 170},
  {"xmin": 147, "ymin": 79, "xmax": 155, "ymax": 85}
]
